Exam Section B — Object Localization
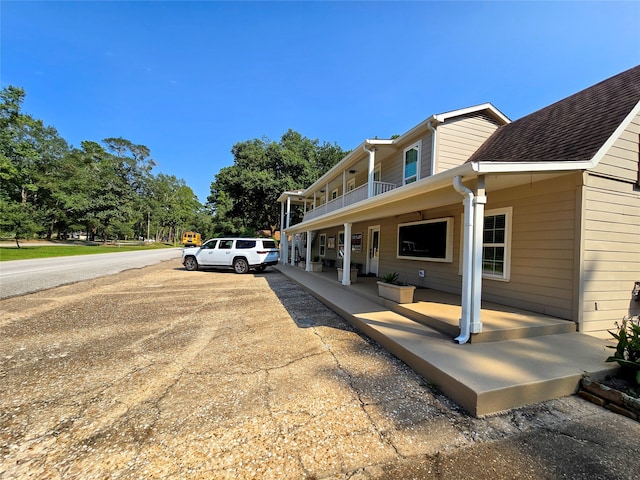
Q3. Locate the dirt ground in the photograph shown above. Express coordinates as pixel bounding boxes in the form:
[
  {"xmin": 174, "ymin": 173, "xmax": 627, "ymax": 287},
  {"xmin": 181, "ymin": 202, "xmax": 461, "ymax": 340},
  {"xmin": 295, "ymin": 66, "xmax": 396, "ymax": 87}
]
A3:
[{"xmin": 1, "ymin": 260, "xmax": 639, "ymax": 479}]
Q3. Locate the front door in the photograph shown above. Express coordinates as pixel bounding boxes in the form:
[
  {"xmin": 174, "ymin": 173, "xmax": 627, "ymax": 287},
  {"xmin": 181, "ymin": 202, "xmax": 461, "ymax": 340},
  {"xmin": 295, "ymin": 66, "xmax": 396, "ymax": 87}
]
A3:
[{"xmin": 367, "ymin": 226, "xmax": 380, "ymax": 276}]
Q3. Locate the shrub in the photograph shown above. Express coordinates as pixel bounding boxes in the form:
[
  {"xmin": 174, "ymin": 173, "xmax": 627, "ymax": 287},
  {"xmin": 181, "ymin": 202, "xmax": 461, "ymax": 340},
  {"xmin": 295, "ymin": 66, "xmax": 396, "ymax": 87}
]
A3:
[
  {"xmin": 382, "ymin": 272, "xmax": 400, "ymax": 284},
  {"xmin": 606, "ymin": 317, "xmax": 640, "ymax": 384}
]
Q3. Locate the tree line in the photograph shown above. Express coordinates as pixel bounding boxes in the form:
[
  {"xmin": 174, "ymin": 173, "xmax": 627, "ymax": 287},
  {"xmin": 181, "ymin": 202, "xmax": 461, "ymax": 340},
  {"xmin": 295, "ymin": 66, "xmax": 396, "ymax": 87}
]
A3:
[
  {"xmin": 1, "ymin": 85, "xmax": 348, "ymax": 246},
  {"xmin": 0, "ymin": 85, "xmax": 205, "ymax": 246}
]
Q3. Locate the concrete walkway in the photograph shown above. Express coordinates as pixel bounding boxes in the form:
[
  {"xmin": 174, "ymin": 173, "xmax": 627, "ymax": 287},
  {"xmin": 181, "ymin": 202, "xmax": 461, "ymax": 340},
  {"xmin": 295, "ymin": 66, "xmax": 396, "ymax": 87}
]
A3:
[{"xmin": 274, "ymin": 264, "xmax": 617, "ymax": 416}]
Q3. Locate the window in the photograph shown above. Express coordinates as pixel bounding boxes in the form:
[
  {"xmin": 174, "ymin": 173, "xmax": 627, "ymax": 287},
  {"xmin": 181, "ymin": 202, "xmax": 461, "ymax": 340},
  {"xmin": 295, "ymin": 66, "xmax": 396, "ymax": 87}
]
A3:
[
  {"xmin": 338, "ymin": 231, "xmax": 344, "ymax": 257},
  {"xmin": 319, "ymin": 233, "xmax": 326, "ymax": 257},
  {"xmin": 331, "ymin": 189, "xmax": 338, "ymax": 200},
  {"xmin": 202, "ymin": 240, "xmax": 217, "ymax": 249},
  {"xmin": 482, "ymin": 208, "xmax": 512, "ymax": 280},
  {"xmin": 347, "ymin": 179, "xmax": 355, "ymax": 191},
  {"xmin": 403, "ymin": 142, "xmax": 420, "ymax": 185},
  {"xmin": 373, "ymin": 165, "xmax": 381, "ymax": 182},
  {"xmin": 397, "ymin": 217, "xmax": 453, "ymax": 262},
  {"xmin": 262, "ymin": 240, "xmax": 277, "ymax": 249},
  {"xmin": 236, "ymin": 240, "xmax": 257, "ymax": 249},
  {"xmin": 218, "ymin": 240, "xmax": 233, "ymax": 249}
]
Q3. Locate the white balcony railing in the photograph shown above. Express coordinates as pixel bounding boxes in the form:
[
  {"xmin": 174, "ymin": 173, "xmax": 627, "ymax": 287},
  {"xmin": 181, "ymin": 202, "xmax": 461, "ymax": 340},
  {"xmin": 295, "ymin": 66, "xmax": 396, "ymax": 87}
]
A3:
[{"xmin": 303, "ymin": 181, "xmax": 396, "ymax": 222}]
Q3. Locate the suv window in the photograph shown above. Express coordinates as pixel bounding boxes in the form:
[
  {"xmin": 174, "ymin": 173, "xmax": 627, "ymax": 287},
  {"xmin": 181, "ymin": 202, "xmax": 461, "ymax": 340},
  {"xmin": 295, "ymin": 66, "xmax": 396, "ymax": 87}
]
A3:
[
  {"xmin": 218, "ymin": 240, "xmax": 233, "ymax": 249},
  {"xmin": 236, "ymin": 240, "xmax": 257, "ymax": 249},
  {"xmin": 202, "ymin": 240, "xmax": 217, "ymax": 249},
  {"xmin": 262, "ymin": 240, "xmax": 276, "ymax": 249}
]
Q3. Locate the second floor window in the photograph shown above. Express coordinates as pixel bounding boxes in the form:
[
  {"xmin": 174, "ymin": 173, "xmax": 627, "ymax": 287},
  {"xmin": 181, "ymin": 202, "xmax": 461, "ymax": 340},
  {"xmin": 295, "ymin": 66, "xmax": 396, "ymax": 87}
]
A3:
[{"xmin": 403, "ymin": 143, "xmax": 420, "ymax": 185}]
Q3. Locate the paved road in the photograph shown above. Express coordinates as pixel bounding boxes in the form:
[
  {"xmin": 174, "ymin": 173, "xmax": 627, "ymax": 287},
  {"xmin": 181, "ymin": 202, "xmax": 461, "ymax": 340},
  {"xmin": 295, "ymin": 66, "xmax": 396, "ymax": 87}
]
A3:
[
  {"xmin": 1, "ymin": 261, "xmax": 638, "ymax": 479},
  {"xmin": 0, "ymin": 248, "xmax": 182, "ymax": 299}
]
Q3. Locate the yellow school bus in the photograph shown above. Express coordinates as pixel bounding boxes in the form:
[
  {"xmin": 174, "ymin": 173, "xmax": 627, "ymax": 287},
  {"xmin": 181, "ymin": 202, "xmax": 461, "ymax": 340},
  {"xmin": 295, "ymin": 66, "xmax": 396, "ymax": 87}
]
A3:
[{"xmin": 182, "ymin": 231, "xmax": 202, "ymax": 247}]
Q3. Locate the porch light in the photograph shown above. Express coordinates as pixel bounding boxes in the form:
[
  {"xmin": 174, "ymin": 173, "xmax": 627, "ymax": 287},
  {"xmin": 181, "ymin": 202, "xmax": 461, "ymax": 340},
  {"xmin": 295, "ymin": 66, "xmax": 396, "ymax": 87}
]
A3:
[{"xmin": 348, "ymin": 169, "xmax": 356, "ymax": 174}]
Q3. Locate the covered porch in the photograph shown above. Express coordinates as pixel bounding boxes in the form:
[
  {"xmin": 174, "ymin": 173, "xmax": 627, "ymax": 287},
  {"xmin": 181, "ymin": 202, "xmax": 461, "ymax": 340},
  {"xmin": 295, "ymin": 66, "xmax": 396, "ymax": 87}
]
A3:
[{"xmin": 273, "ymin": 263, "xmax": 617, "ymax": 417}]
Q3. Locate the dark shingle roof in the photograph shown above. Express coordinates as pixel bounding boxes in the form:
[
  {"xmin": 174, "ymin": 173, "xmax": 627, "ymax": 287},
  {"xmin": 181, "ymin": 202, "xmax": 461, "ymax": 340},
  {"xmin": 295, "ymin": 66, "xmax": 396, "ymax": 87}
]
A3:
[{"xmin": 467, "ymin": 66, "xmax": 640, "ymax": 164}]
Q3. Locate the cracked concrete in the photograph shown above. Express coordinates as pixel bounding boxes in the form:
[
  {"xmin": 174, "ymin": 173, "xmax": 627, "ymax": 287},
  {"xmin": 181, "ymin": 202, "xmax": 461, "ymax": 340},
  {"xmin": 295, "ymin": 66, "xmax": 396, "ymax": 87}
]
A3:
[{"xmin": 1, "ymin": 259, "xmax": 639, "ymax": 479}]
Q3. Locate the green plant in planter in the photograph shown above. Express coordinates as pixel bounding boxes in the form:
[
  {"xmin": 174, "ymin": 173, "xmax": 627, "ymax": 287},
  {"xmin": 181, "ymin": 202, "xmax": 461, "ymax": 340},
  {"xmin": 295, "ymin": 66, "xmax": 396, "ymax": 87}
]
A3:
[
  {"xmin": 382, "ymin": 272, "xmax": 400, "ymax": 284},
  {"xmin": 606, "ymin": 317, "xmax": 640, "ymax": 384},
  {"xmin": 313, "ymin": 256, "xmax": 320, "ymax": 262}
]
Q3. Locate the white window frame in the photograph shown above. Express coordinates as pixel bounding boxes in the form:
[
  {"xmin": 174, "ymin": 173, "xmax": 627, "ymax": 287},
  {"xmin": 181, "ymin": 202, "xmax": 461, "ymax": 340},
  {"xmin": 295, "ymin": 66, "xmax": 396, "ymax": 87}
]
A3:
[
  {"xmin": 373, "ymin": 164, "xmax": 381, "ymax": 182},
  {"xmin": 319, "ymin": 233, "xmax": 326, "ymax": 258},
  {"xmin": 403, "ymin": 141, "xmax": 421, "ymax": 185},
  {"xmin": 331, "ymin": 188, "xmax": 338, "ymax": 200},
  {"xmin": 347, "ymin": 179, "xmax": 355, "ymax": 191},
  {"xmin": 482, "ymin": 207, "xmax": 512, "ymax": 281}
]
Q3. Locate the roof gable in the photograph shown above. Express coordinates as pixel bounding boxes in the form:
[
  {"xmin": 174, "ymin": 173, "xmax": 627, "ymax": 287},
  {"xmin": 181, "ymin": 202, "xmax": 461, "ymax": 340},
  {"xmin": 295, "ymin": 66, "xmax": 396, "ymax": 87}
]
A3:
[{"xmin": 467, "ymin": 66, "xmax": 640, "ymax": 164}]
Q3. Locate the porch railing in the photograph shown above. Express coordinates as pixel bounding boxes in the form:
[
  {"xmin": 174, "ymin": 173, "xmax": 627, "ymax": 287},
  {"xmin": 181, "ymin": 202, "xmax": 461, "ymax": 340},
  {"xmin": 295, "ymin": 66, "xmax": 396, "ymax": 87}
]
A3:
[{"xmin": 303, "ymin": 181, "xmax": 396, "ymax": 222}]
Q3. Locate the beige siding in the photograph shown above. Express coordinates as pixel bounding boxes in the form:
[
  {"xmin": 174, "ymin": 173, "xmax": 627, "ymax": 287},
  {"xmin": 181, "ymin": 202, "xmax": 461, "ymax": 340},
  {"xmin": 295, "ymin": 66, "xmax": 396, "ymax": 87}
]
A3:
[
  {"xmin": 377, "ymin": 204, "xmax": 462, "ymax": 292},
  {"xmin": 483, "ymin": 175, "xmax": 578, "ymax": 319},
  {"xmin": 367, "ymin": 175, "xmax": 581, "ymax": 321},
  {"xmin": 591, "ymin": 112, "xmax": 640, "ymax": 183},
  {"xmin": 310, "ymin": 224, "xmax": 370, "ymax": 270},
  {"xmin": 381, "ymin": 132, "xmax": 432, "ymax": 187},
  {"xmin": 436, "ymin": 112, "xmax": 503, "ymax": 173},
  {"xmin": 581, "ymin": 173, "xmax": 640, "ymax": 338}
]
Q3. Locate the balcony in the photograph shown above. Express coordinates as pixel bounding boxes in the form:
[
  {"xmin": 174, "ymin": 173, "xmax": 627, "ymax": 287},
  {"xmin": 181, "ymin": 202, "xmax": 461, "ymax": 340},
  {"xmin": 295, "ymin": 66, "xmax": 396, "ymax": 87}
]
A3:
[{"xmin": 303, "ymin": 181, "xmax": 396, "ymax": 222}]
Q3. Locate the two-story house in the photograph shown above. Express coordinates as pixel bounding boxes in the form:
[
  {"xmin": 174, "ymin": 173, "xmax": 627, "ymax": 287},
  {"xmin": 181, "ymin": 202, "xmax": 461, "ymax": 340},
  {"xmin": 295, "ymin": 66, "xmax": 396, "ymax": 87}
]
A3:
[{"xmin": 278, "ymin": 66, "xmax": 640, "ymax": 343}]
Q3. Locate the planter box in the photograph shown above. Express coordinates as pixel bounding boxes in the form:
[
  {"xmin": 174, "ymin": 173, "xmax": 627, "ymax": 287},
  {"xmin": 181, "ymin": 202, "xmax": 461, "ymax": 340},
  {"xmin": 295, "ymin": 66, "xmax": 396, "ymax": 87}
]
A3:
[
  {"xmin": 377, "ymin": 281, "xmax": 416, "ymax": 304},
  {"xmin": 309, "ymin": 262, "xmax": 323, "ymax": 272},
  {"xmin": 337, "ymin": 268, "xmax": 358, "ymax": 284}
]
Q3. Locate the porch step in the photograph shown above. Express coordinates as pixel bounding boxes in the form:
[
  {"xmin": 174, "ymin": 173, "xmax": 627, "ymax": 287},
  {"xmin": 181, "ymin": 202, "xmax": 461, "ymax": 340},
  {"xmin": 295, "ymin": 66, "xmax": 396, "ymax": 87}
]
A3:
[
  {"xmin": 274, "ymin": 265, "xmax": 616, "ymax": 417},
  {"xmin": 329, "ymin": 276, "xmax": 577, "ymax": 343},
  {"xmin": 393, "ymin": 299, "xmax": 577, "ymax": 343}
]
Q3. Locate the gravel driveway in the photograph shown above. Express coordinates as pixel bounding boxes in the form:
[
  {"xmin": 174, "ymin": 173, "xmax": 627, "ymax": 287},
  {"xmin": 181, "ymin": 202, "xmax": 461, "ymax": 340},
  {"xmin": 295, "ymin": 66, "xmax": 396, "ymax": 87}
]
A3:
[{"xmin": 1, "ymin": 260, "xmax": 638, "ymax": 479}]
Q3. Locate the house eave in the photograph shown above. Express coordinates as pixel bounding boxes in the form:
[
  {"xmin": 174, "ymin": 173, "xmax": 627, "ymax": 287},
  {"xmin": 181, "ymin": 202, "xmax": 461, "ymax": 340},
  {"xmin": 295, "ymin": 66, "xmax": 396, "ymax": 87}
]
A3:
[
  {"xmin": 292, "ymin": 104, "xmax": 512, "ymax": 201},
  {"xmin": 285, "ymin": 159, "xmax": 596, "ymax": 234}
]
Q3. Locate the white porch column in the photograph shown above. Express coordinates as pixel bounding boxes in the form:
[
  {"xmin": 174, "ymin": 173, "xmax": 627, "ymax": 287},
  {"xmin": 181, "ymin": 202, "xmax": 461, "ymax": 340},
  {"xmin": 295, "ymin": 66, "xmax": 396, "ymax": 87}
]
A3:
[
  {"xmin": 279, "ymin": 201, "xmax": 285, "ymax": 264},
  {"xmin": 342, "ymin": 222, "xmax": 352, "ymax": 286},
  {"xmin": 342, "ymin": 171, "xmax": 346, "ymax": 207},
  {"xmin": 286, "ymin": 196, "xmax": 291, "ymax": 229},
  {"xmin": 305, "ymin": 230, "xmax": 312, "ymax": 271},
  {"xmin": 364, "ymin": 146, "xmax": 376, "ymax": 198},
  {"xmin": 281, "ymin": 235, "xmax": 289, "ymax": 265},
  {"xmin": 290, "ymin": 233, "xmax": 296, "ymax": 266},
  {"xmin": 471, "ymin": 176, "xmax": 486, "ymax": 333}
]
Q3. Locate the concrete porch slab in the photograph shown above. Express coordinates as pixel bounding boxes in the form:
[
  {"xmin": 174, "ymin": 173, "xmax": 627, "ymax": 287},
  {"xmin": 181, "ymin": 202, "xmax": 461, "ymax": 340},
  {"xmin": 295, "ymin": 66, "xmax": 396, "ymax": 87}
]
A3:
[{"xmin": 273, "ymin": 264, "xmax": 617, "ymax": 417}]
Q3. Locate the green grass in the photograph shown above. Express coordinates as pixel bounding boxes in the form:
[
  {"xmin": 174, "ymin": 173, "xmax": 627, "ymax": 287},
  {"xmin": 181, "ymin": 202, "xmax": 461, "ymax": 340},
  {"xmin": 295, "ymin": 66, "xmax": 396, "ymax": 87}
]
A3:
[{"xmin": 0, "ymin": 242, "xmax": 175, "ymax": 261}]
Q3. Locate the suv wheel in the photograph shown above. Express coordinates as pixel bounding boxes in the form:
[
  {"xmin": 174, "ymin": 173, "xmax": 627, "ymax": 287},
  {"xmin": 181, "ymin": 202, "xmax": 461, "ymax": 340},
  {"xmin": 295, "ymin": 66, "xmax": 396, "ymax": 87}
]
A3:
[
  {"xmin": 233, "ymin": 258, "xmax": 249, "ymax": 274},
  {"xmin": 184, "ymin": 256, "xmax": 198, "ymax": 271}
]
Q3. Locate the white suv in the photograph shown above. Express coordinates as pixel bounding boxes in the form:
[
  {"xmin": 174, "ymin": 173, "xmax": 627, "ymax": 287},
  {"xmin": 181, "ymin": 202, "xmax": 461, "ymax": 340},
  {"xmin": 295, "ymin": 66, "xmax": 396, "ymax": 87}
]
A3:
[{"xmin": 182, "ymin": 238, "xmax": 280, "ymax": 274}]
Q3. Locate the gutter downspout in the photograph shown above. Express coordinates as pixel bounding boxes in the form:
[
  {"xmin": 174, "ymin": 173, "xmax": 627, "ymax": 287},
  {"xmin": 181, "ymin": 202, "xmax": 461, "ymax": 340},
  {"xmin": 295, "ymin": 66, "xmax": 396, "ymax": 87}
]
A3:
[
  {"xmin": 453, "ymin": 176, "xmax": 473, "ymax": 344},
  {"xmin": 427, "ymin": 120, "xmax": 437, "ymax": 177},
  {"xmin": 363, "ymin": 145, "xmax": 376, "ymax": 198}
]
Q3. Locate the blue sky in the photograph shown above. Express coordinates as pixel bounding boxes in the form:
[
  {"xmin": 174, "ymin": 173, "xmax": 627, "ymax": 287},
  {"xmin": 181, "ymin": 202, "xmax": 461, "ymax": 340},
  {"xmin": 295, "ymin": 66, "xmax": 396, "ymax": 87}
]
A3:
[{"xmin": 2, "ymin": 1, "xmax": 639, "ymax": 203}]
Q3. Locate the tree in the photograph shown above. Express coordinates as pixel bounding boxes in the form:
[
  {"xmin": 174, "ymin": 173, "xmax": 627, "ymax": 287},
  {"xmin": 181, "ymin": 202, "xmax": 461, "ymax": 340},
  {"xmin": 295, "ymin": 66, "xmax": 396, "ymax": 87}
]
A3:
[
  {"xmin": 0, "ymin": 85, "xmax": 69, "ymax": 245},
  {"xmin": 208, "ymin": 130, "xmax": 347, "ymax": 236},
  {"xmin": 0, "ymin": 85, "xmax": 205, "ymax": 244},
  {"xmin": 145, "ymin": 174, "xmax": 202, "ymax": 243}
]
